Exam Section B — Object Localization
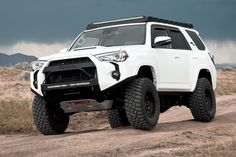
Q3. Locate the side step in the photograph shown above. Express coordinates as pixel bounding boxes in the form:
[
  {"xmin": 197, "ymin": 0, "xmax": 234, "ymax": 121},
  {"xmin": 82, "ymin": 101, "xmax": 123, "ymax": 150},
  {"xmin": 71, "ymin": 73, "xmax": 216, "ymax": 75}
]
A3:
[{"xmin": 60, "ymin": 99, "xmax": 113, "ymax": 113}]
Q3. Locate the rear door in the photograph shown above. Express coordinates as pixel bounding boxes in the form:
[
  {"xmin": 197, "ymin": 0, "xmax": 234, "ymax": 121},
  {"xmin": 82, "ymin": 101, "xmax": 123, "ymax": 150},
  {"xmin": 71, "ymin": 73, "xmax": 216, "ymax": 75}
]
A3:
[{"xmin": 151, "ymin": 25, "xmax": 192, "ymax": 91}]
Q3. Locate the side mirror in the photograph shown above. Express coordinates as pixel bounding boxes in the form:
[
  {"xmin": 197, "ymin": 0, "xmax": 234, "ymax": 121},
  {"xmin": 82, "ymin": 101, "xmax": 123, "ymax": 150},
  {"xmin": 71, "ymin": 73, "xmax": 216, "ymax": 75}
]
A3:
[
  {"xmin": 154, "ymin": 36, "xmax": 171, "ymax": 46},
  {"xmin": 59, "ymin": 48, "xmax": 68, "ymax": 53}
]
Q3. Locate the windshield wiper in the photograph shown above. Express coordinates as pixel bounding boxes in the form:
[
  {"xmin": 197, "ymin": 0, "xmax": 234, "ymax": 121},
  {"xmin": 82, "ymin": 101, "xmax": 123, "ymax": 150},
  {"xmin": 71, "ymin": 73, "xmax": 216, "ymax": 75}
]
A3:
[
  {"xmin": 73, "ymin": 46, "xmax": 97, "ymax": 51},
  {"xmin": 103, "ymin": 44, "xmax": 119, "ymax": 47}
]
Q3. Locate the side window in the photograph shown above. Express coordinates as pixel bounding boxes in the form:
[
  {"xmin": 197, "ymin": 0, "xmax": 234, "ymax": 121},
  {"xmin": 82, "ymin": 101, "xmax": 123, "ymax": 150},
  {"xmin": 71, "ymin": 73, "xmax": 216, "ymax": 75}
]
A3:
[
  {"xmin": 168, "ymin": 29, "xmax": 191, "ymax": 50},
  {"xmin": 186, "ymin": 30, "xmax": 206, "ymax": 50},
  {"xmin": 151, "ymin": 27, "xmax": 170, "ymax": 48}
]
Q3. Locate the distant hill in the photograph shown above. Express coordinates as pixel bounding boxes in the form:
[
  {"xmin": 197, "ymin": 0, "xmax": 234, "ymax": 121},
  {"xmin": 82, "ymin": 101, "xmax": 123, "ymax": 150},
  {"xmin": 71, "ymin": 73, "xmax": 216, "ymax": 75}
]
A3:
[
  {"xmin": 0, "ymin": 53, "xmax": 37, "ymax": 66},
  {"xmin": 215, "ymin": 64, "xmax": 236, "ymax": 69}
]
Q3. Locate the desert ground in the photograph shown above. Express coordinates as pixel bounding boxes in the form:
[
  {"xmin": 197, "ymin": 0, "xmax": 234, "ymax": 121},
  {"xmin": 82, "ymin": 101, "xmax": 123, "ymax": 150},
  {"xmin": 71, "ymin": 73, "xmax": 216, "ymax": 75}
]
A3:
[{"xmin": 0, "ymin": 67, "xmax": 236, "ymax": 157}]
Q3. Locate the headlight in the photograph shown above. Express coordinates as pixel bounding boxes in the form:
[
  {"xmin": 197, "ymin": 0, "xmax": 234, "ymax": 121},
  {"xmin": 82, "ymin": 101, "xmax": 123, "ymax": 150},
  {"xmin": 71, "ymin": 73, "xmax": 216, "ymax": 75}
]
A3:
[
  {"xmin": 30, "ymin": 60, "xmax": 46, "ymax": 71},
  {"xmin": 95, "ymin": 50, "xmax": 129, "ymax": 62}
]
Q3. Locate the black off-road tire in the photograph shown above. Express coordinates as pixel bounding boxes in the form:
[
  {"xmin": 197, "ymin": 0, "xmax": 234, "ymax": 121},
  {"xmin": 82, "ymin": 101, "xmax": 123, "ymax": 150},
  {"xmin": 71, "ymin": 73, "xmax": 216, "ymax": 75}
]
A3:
[
  {"xmin": 189, "ymin": 78, "xmax": 216, "ymax": 122},
  {"xmin": 124, "ymin": 78, "xmax": 160, "ymax": 130},
  {"xmin": 32, "ymin": 95, "xmax": 69, "ymax": 135},
  {"xmin": 107, "ymin": 107, "xmax": 130, "ymax": 128}
]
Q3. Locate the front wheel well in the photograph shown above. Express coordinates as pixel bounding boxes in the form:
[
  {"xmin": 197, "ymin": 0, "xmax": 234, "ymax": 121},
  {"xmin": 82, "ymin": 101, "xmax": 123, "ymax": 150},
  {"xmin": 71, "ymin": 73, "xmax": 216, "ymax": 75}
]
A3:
[{"xmin": 137, "ymin": 66, "xmax": 155, "ymax": 83}]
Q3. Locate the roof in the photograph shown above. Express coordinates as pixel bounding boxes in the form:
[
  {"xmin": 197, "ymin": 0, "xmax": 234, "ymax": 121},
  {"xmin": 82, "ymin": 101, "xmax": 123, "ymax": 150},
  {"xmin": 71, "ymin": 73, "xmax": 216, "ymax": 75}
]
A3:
[{"xmin": 86, "ymin": 16, "xmax": 194, "ymax": 30}]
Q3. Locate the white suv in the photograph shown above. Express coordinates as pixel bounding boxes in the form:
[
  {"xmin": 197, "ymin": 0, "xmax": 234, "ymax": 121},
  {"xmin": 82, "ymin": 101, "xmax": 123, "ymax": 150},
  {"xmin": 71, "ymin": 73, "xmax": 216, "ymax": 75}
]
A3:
[{"xmin": 30, "ymin": 16, "xmax": 216, "ymax": 135}]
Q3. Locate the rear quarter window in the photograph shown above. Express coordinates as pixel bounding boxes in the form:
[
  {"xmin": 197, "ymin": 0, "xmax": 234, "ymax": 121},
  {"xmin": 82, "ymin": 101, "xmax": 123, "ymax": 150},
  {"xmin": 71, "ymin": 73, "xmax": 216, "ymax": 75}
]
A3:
[{"xmin": 186, "ymin": 30, "xmax": 206, "ymax": 50}]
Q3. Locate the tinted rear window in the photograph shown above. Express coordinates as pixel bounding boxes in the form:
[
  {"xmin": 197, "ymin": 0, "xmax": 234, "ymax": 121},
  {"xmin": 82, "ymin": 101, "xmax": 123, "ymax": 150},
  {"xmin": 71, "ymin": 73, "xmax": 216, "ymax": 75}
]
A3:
[
  {"xmin": 186, "ymin": 30, "xmax": 206, "ymax": 50},
  {"xmin": 168, "ymin": 29, "xmax": 190, "ymax": 50}
]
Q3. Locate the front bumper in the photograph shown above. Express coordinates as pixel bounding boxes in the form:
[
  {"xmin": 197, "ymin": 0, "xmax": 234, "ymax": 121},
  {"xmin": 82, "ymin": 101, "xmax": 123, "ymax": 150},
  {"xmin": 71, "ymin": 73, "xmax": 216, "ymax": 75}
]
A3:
[{"xmin": 30, "ymin": 55, "xmax": 133, "ymax": 97}]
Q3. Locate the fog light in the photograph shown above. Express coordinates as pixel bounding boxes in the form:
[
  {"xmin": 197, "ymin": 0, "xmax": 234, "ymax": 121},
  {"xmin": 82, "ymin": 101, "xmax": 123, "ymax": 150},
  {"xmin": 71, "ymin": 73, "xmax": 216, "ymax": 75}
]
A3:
[{"xmin": 112, "ymin": 71, "xmax": 120, "ymax": 80}]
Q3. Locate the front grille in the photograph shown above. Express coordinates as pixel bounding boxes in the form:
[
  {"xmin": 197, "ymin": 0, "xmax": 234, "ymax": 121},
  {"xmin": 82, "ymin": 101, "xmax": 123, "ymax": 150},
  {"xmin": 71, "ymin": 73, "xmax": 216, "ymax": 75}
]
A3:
[
  {"xmin": 44, "ymin": 57, "xmax": 96, "ymax": 84},
  {"xmin": 47, "ymin": 70, "xmax": 90, "ymax": 83},
  {"xmin": 49, "ymin": 57, "xmax": 91, "ymax": 66},
  {"xmin": 84, "ymin": 67, "xmax": 96, "ymax": 76}
]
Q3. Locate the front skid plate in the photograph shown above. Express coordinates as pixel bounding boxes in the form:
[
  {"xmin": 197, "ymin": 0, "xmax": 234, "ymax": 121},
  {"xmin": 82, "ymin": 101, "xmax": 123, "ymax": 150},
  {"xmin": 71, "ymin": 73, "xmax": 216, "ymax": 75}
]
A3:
[{"xmin": 60, "ymin": 99, "xmax": 113, "ymax": 113}]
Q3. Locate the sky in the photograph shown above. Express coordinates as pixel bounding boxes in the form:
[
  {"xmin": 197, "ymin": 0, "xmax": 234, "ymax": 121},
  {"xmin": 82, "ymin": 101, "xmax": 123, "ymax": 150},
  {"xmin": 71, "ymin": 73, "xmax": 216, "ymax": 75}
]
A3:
[{"xmin": 0, "ymin": 0, "xmax": 235, "ymax": 63}]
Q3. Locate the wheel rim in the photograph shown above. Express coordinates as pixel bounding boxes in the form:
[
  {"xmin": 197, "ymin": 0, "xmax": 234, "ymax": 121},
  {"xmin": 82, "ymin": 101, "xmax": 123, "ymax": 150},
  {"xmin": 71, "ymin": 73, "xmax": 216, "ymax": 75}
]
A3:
[
  {"xmin": 144, "ymin": 92, "xmax": 155, "ymax": 118},
  {"xmin": 205, "ymin": 89, "xmax": 212, "ymax": 110},
  {"xmin": 50, "ymin": 107, "xmax": 66, "ymax": 123}
]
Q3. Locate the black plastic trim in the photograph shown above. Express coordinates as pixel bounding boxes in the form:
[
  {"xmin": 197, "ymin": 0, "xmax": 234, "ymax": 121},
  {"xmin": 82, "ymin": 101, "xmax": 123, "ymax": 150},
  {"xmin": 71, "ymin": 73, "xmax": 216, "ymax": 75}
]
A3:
[
  {"xmin": 33, "ymin": 70, "xmax": 39, "ymax": 89},
  {"xmin": 110, "ymin": 62, "xmax": 120, "ymax": 80},
  {"xmin": 30, "ymin": 88, "xmax": 43, "ymax": 97},
  {"xmin": 102, "ymin": 76, "xmax": 136, "ymax": 94}
]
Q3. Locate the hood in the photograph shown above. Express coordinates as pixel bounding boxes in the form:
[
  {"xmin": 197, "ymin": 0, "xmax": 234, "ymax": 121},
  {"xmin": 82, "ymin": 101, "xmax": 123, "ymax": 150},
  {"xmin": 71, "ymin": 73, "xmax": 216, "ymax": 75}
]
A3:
[{"xmin": 38, "ymin": 46, "xmax": 122, "ymax": 61}]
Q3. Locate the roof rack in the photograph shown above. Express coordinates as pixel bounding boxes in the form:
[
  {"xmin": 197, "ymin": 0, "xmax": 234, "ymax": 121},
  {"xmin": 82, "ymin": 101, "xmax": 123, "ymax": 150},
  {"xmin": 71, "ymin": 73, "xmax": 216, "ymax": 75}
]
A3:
[{"xmin": 86, "ymin": 16, "xmax": 193, "ymax": 30}]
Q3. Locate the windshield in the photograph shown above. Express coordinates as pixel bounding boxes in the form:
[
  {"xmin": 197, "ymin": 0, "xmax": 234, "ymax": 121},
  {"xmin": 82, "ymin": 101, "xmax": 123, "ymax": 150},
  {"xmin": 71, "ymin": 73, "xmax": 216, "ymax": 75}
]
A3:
[{"xmin": 70, "ymin": 24, "xmax": 146, "ymax": 49}]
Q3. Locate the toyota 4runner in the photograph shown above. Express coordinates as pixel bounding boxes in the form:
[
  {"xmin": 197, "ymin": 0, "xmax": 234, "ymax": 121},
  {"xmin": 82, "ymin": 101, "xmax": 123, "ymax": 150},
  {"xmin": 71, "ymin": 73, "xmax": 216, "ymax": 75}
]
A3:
[{"xmin": 30, "ymin": 16, "xmax": 216, "ymax": 135}]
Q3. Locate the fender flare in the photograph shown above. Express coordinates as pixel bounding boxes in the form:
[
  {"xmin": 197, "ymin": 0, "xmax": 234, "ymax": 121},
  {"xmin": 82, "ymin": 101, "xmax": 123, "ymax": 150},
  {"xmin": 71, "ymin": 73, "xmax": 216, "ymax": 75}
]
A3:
[{"xmin": 190, "ymin": 66, "xmax": 213, "ymax": 92}]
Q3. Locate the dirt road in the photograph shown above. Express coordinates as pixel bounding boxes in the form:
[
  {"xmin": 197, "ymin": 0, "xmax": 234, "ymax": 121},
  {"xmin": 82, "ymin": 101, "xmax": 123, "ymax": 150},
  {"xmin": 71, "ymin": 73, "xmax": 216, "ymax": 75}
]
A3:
[{"xmin": 0, "ymin": 94, "xmax": 236, "ymax": 157}]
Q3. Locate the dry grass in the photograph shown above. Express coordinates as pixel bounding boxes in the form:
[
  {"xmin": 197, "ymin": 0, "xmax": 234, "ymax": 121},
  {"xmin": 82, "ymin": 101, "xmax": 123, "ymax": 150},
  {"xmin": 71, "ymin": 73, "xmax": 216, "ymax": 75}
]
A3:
[
  {"xmin": 0, "ymin": 67, "xmax": 236, "ymax": 134},
  {"xmin": 0, "ymin": 67, "xmax": 34, "ymax": 133},
  {"xmin": 216, "ymin": 70, "xmax": 236, "ymax": 96},
  {"xmin": 0, "ymin": 100, "xmax": 35, "ymax": 134},
  {"xmin": 0, "ymin": 67, "xmax": 27, "ymax": 82}
]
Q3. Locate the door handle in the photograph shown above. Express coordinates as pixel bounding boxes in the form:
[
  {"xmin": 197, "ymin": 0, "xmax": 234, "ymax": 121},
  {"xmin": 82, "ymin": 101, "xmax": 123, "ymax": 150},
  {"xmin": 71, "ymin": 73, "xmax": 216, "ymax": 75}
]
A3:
[{"xmin": 174, "ymin": 56, "xmax": 180, "ymax": 59}]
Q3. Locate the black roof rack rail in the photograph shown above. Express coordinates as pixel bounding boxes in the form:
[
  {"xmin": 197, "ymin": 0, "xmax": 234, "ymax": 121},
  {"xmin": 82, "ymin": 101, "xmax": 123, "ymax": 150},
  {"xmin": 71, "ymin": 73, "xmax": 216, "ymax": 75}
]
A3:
[{"xmin": 86, "ymin": 16, "xmax": 193, "ymax": 30}]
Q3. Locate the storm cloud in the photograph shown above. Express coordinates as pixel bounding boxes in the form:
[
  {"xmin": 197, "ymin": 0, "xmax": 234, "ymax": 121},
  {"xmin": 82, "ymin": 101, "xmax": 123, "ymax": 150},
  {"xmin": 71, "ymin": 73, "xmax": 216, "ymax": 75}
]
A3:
[{"xmin": 0, "ymin": 0, "xmax": 235, "ymax": 63}]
